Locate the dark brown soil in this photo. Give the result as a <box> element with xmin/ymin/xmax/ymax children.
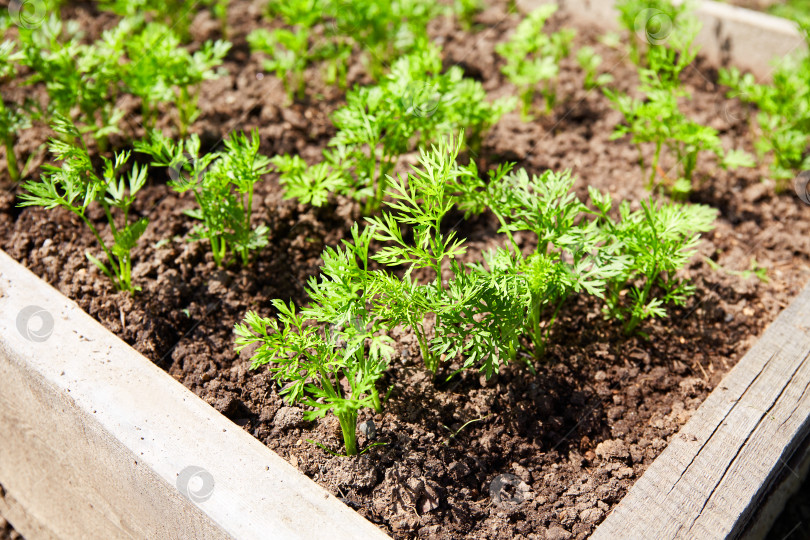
<box><xmin>2</xmin><ymin>2</ymin><xmax>810</xmax><ymax>539</ymax></box>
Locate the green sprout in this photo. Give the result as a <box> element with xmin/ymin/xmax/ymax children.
<box><xmin>719</xmin><ymin>21</ymin><xmax>810</xmax><ymax>189</ymax></box>
<box><xmin>124</xmin><ymin>21</ymin><xmax>231</xmax><ymax>136</ymax></box>
<box><xmin>606</xmin><ymin>27</ymin><xmax>751</xmax><ymax>195</ymax></box>
<box><xmin>136</xmin><ymin>129</ymin><xmax>270</xmax><ymax>266</ymax></box>
<box><xmin>591</xmin><ymin>193</ymin><xmax>717</xmax><ymax>334</ymax></box>
<box><xmin>18</xmin><ymin>116</ymin><xmax>149</xmax><ymax>293</ymax></box>
<box><xmin>576</xmin><ymin>46</ymin><xmax>613</xmax><ymax>90</ymax></box>
<box><xmin>236</xmin><ymin>224</ymin><xmax>393</xmax><ymax>455</ymax></box>
<box><xmin>274</xmin><ymin>45</ymin><xmax>513</xmax><ymax>213</ymax></box>
<box><xmin>496</xmin><ymin>5</ymin><xmax>575</xmax><ymax>118</ymax></box>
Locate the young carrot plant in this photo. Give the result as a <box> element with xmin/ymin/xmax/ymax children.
<box><xmin>124</xmin><ymin>21</ymin><xmax>231</xmax><ymax>135</ymax></box>
<box><xmin>136</xmin><ymin>129</ymin><xmax>270</xmax><ymax>266</ymax></box>
<box><xmin>98</xmin><ymin>0</ymin><xmax>228</xmax><ymax>42</ymax></box>
<box><xmin>605</xmin><ymin>30</ymin><xmax>751</xmax><ymax>195</ymax></box>
<box><xmin>253</xmin><ymin>0</ymin><xmax>353</xmax><ymax>97</ymax></box>
<box><xmin>454</xmin><ymin>0</ymin><xmax>484</xmax><ymax>30</ymax></box>
<box><xmin>0</xmin><ymin>40</ymin><xmax>32</xmax><ymax>182</ymax></box>
<box><xmin>615</xmin><ymin>0</ymin><xmax>689</xmax><ymax>66</ymax></box>
<box><xmin>365</xmin><ymin>134</ymin><xmax>473</xmax><ymax>374</ymax></box>
<box><xmin>323</xmin><ymin>0</ymin><xmax>445</xmax><ymax>80</ymax></box>
<box><xmin>236</xmin><ymin>225</ymin><xmax>394</xmax><ymax>455</ymax></box>
<box><xmin>576</xmin><ymin>46</ymin><xmax>613</xmax><ymax>90</ymax></box>
<box><xmin>495</xmin><ymin>5</ymin><xmax>575</xmax><ymax>118</ymax></box>
<box><xmin>470</xmin><ymin>167</ymin><xmax>629</xmax><ymax>357</ymax></box>
<box><xmin>590</xmin><ymin>192</ymin><xmax>716</xmax><ymax>334</ymax></box>
<box><xmin>247</xmin><ymin>14</ymin><xmax>315</xmax><ymax>104</ymax></box>
<box><xmin>248</xmin><ymin>27</ymin><xmax>309</xmax><ymax>102</ymax></box>
<box><xmin>250</xmin><ymin>0</ymin><xmax>445</xmax><ymax>98</ymax></box>
<box><xmin>18</xmin><ymin>116</ymin><xmax>149</xmax><ymax>292</ymax></box>
<box><xmin>16</xmin><ymin>14</ymin><xmax>127</xmax><ymax>150</ymax></box>
<box><xmin>719</xmin><ymin>21</ymin><xmax>810</xmax><ymax>187</ymax></box>
<box><xmin>365</xmin><ymin>133</ymin><xmax>525</xmax><ymax>377</ymax></box>
<box><xmin>274</xmin><ymin>45</ymin><xmax>513</xmax><ymax>213</ymax></box>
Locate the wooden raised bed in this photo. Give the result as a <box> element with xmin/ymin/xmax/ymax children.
<box><xmin>591</xmin><ymin>282</ymin><xmax>810</xmax><ymax>538</ymax></box>
<box><xmin>0</xmin><ymin>251</ymin><xmax>388</xmax><ymax>540</ymax></box>
<box><xmin>0</xmin><ymin>1</ymin><xmax>808</xmax><ymax>539</ymax></box>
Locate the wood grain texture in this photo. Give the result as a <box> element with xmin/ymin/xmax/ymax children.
<box><xmin>592</xmin><ymin>282</ymin><xmax>810</xmax><ymax>539</ymax></box>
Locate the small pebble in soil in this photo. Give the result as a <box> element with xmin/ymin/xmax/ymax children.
<box><xmin>595</xmin><ymin>439</ymin><xmax>630</xmax><ymax>461</ymax></box>
<box><xmin>274</xmin><ymin>406</ymin><xmax>305</xmax><ymax>430</ymax></box>
<box><xmin>359</xmin><ymin>419</ymin><xmax>377</xmax><ymax>440</ymax></box>
<box><xmin>489</xmin><ymin>473</ymin><xmax>533</xmax><ymax>506</ymax></box>
<box><xmin>545</xmin><ymin>525</ymin><xmax>572</xmax><ymax>540</ymax></box>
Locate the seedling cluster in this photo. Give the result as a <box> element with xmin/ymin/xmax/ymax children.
<box><xmin>136</xmin><ymin>129</ymin><xmax>271</xmax><ymax>266</ymax></box>
<box><xmin>18</xmin><ymin>116</ymin><xmax>149</xmax><ymax>293</ymax></box>
<box><xmin>496</xmin><ymin>5</ymin><xmax>575</xmax><ymax>118</ymax></box>
<box><xmin>608</xmin><ymin>0</ymin><xmax>753</xmax><ymax>196</ymax></box>
<box><xmin>720</xmin><ymin>21</ymin><xmax>810</xmax><ymax>188</ymax></box>
<box><xmin>273</xmin><ymin>44</ymin><xmax>514</xmax><ymax>213</ymax></box>
<box><xmin>2</xmin><ymin>10</ymin><xmax>229</xmax><ymax>160</ymax></box>
<box><xmin>7</xmin><ymin>0</ymin><xmax>794</xmax><ymax>457</ymax></box>
<box><xmin>237</xmin><ymin>134</ymin><xmax>716</xmax><ymax>454</ymax></box>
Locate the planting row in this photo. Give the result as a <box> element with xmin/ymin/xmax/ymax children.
<box><xmin>235</xmin><ymin>132</ymin><xmax>716</xmax><ymax>454</ymax></box>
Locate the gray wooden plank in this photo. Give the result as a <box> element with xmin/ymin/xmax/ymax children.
<box><xmin>592</xmin><ymin>282</ymin><xmax>810</xmax><ymax>539</ymax></box>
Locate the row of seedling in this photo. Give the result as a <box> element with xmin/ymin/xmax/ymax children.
<box><xmin>236</xmin><ymin>132</ymin><xmax>716</xmax><ymax>454</ymax></box>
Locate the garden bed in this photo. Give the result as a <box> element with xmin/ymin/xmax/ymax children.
<box><xmin>1</xmin><ymin>0</ymin><xmax>810</xmax><ymax>539</ymax></box>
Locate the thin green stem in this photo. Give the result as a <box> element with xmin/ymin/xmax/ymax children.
<box><xmin>412</xmin><ymin>321</ymin><xmax>435</xmax><ymax>373</ymax></box>
<box><xmin>371</xmin><ymin>387</ymin><xmax>382</xmax><ymax>414</ymax></box>
<box><xmin>625</xmin><ymin>272</ymin><xmax>656</xmax><ymax>334</ymax></box>
<box><xmin>649</xmin><ymin>141</ymin><xmax>663</xmax><ymax>189</ymax></box>
<box><xmin>77</xmin><ymin>211</ymin><xmax>122</xmax><ymax>288</ymax></box>
<box><xmin>5</xmin><ymin>135</ymin><xmax>19</xmax><ymax>182</ymax></box>
<box><xmin>337</xmin><ymin>410</ymin><xmax>358</xmax><ymax>456</ymax></box>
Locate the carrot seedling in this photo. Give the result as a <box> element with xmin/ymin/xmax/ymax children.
<box><xmin>719</xmin><ymin>21</ymin><xmax>810</xmax><ymax>188</ymax></box>
<box><xmin>496</xmin><ymin>5</ymin><xmax>575</xmax><ymax>118</ymax></box>
<box><xmin>236</xmin><ymin>225</ymin><xmax>393</xmax><ymax>456</ymax></box>
<box><xmin>136</xmin><ymin>129</ymin><xmax>270</xmax><ymax>266</ymax></box>
<box><xmin>605</xmin><ymin>29</ymin><xmax>751</xmax><ymax>195</ymax></box>
<box><xmin>0</xmin><ymin>40</ymin><xmax>32</xmax><ymax>181</ymax></box>
<box><xmin>590</xmin><ymin>192</ymin><xmax>717</xmax><ymax>334</ymax></box>
<box><xmin>18</xmin><ymin>116</ymin><xmax>149</xmax><ymax>293</ymax></box>
<box><xmin>124</xmin><ymin>21</ymin><xmax>230</xmax><ymax>136</ymax></box>
<box><xmin>275</xmin><ymin>45</ymin><xmax>513</xmax><ymax>213</ymax></box>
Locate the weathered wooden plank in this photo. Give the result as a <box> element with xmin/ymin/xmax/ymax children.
<box><xmin>592</xmin><ymin>282</ymin><xmax>810</xmax><ymax>539</ymax></box>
